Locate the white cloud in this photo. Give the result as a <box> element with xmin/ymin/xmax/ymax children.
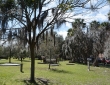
<box><xmin>99</xmin><ymin>5</ymin><xmax>110</xmax><ymax>14</ymax></box>
<box><xmin>95</xmin><ymin>13</ymin><xmax>108</xmax><ymax>22</ymax></box>
<box><xmin>58</xmin><ymin>31</ymin><xmax>67</xmax><ymax>39</ymax></box>
<box><xmin>85</xmin><ymin>5</ymin><xmax>109</xmax><ymax>22</ymax></box>
<box><xmin>66</xmin><ymin>22</ymin><xmax>72</xmax><ymax>28</ymax></box>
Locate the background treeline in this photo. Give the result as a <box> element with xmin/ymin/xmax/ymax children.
<box><xmin>62</xmin><ymin>19</ymin><xmax>110</xmax><ymax>64</ymax></box>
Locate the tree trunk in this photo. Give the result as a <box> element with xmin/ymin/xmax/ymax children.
<box><xmin>30</xmin><ymin>45</ymin><xmax>35</xmax><ymax>82</ymax></box>
<box><xmin>93</xmin><ymin>56</ymin><xmax>99</xmax><ymax>67</ymax></box>
<box><xmin>9</xmin><ymin>48</ymin><xmax>11</xmax><ymax>63</ymax></box>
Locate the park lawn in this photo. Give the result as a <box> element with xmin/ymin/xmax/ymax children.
<box><xmin>0</xmin><ymin>58</ymin><xmax>110</xmax><ymax>85</ymax></box>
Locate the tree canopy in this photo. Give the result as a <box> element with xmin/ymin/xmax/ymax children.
<box><xmin>63</xmin><ymin>19</ymin><xmax>110</xmax><ymax>65</ymax></box>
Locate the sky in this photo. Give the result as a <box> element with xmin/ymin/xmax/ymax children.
<box><xmin>1</xmin><ymin>0</ymin><xmax>109</xmax><ymax>41</ymax></box>
<box><xmin>56</xmin><ymin>3</ymin><xmax>110</xmax><ymax>39</ymax></box>
<box><xmin>8</xmin><ymin>0</ymin><xmax>110</xmax><ymax>40</ymax></box>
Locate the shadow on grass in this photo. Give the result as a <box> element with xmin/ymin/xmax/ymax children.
<box><xmin>15</xmin><ymin>59</ymin><xmax>31</xmax><ymax>62</ymax></box>
<box><xmin>101</xmin><ymin>64</ymin><xmax>110</xmax><ymax>69</ymax></box>
<box><xmin>50</xmin><ymin>68</ymin><xmax>73</xmax><ymax>74</ymax></box>
<box><xmin>0</xmin><ymin>62</ymin><xmax>5</xmax><ymax>64</ymax></box>
<box><xmin>23</xmin><ymin>80</ymin><xmax>39</xmax><ymax>85</ymax></box>
<box><xmin>22</xmin><ymin>60</ymin><xmax>31</xmax><ymax>62</ymax></box>
<box><xmin>23</xmin><ymin>78</ymin><xmax>50</xmax><ymax>85</ymax></box>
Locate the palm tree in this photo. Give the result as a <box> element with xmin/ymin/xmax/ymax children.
<box><xmin>63</xmin><ymin>19</ymin><xmax>89</xmax><ymax>63</ymax></box>
<box><xmin>101</xmin><ymin>22</ymin><xmax>110</xmax><ymax>30</ymax></box>
<box><xmin>72</xmin><ymin>19</ymin><xmax>86</xmax><ymax>30</ymax></box>
<box><xmin>67</xmin><ymin>18</ymin><xmax>86</xmax><ymax>37</ymax></box>
<box><xmin>90</xmin><ymin>20</ymin><xmax>100</xmax><ymax>30</ymax></box>
<box><xmin>67</xmin><ymin>28</ymin><xmax>74</xmax><ymax>36</ymax></box>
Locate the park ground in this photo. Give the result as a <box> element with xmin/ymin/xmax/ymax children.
<box><xmin>0</xmin><ymin>58</ymin><xmax>110</xmax><ymax>85</ymax></box>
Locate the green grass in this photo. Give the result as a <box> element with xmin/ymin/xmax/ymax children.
<box><xmin>0</xmin><ymin>59</ymin><xmax>110</xmax><ymax>85</ymax></box>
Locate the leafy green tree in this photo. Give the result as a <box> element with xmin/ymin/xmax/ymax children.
<box><xmin>37</xmin><ymin>31</ymin><xmax>63</xmax><ymax>59</ymax></box>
